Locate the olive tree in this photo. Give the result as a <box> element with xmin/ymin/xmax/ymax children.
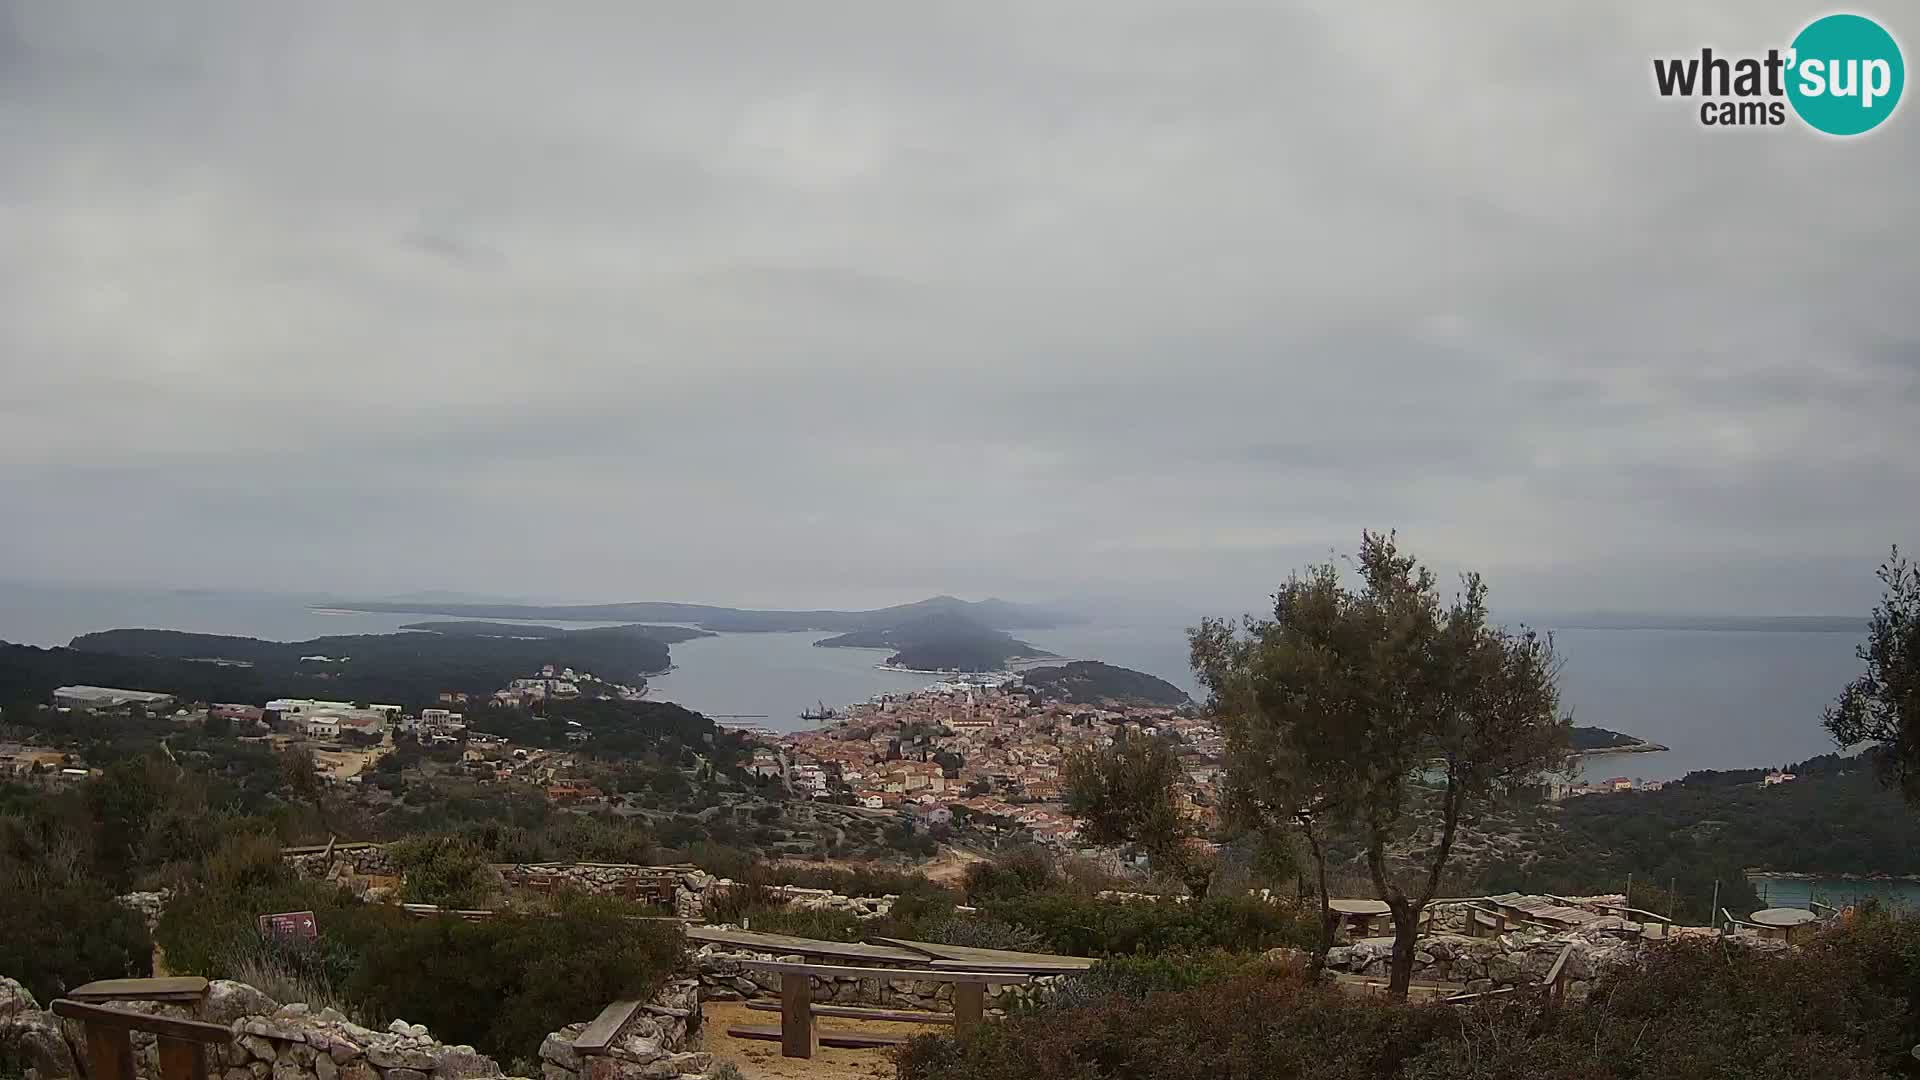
<box><xmin>1197</xmin><ymin>532</ymin><xmax>1567</xmax><ymax>998</ymax></box>
<box><xmin>1192</xmin><ymin>606</ymin><xmax>1358</xmax><ymax>972</ymax></box>
<box><xmin>1823</xmin><ymin>546</ymin><xmax>1920</xmax><ymax>804</ymax></box>
<box><xmin>1062</xmin><ymin>729</ymin><xmax>1209</xmax><ymax>894</ymax></box>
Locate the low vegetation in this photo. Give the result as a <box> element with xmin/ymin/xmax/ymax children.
<box><xmin>900</xmin><ymin>908</ymin><xmax>1920</xmax><ymax>1080</ymax></box>
<box><xmin>155</xmin><ymin>838</ymin><xmax>680</xmax><ymax>1062</ymax></box>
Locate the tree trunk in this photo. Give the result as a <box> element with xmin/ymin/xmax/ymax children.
<box><xmin>1365</xmin><ymin>827</ymin><xmax>1418</xmax><ymax>1002</ymax></box>
<box><xmin>1387</xmin><ymin>902</ymin><xmax>1423</xmax><ymax>999</ymax></box>
<box><xmin>1303</xmin><ymin>821</ymin><xmax>1335</xmax><ymax>975</ymax></box>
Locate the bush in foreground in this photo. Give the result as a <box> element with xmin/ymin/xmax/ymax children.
<box><xmin>898</xmin><ymin>930</ymin><xmax>1919</xmax><ymax>1080</ymax></box>
<box><xmin>159</xmin><ymin>870</ymin><xmax>679</xmax><ymax>1063</ymax></box>
<box><xmin>979</xmin><ymin>892</ymin><xmax>1317</xmax><ymax>956</ymax></box>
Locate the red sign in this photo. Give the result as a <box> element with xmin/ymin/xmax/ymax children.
<box><xmin>257</xmin><ymin>910</ymin><xmax>319</xmax><ymax>943</ymax></box>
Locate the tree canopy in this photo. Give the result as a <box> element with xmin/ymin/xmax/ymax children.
<box><xmin>1823</xmin><ymin>546</ymin><xmax>1920</xmax><ymax>805</ymax></box>
<box><xmin>1193</xmin><ymin>531</ymin><xmax>1568</xmax><ymax>997</ymax></box>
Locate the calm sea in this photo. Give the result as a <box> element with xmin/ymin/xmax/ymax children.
<box><xmin>0</xmin><ymin>584</ymin><xmax>1868</xmax><ymax>780</ymax></box>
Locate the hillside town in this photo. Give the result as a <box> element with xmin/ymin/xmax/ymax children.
<box><xmin>763</xmin><ymin>677</ymin><xmax>1223</xmax><ymax>849</ymax></box>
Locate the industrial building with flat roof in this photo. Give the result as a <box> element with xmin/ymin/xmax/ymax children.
<box><xmin>53</xmin><ymin>685</ymin><xmax>177</xmax><ymax>710</ymax></box>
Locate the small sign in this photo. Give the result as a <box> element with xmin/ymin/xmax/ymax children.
<box><xmin>257</xmin><ymin>910</ymin><xmax>319</xmax><ymax>943</ymax></box>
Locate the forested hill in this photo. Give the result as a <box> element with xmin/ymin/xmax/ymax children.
<box><xmin>0</xmin><ymin>625</ymin><xmax>675</xmax><ymax>709</ymax></box>
<box><xmin>398</xmin><ymin>620</ymin><xmax>714</xmax><ymax>644</ymax></box>
<box><xmin>331</xmin><ymin>594</ymin><xmax>1074</xmax><ymax>632</ymax></box>
<box><xmin>1021</xmin><ymin>661</ymin><xmax>1191</xmax><ymax>707</ymax></box>
<box><xmin>814</xmin><ymin>611</ymin><xmax>1054</xmax><ymax>672</ymax></box>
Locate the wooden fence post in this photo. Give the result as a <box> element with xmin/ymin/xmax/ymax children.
<box><xmin>780</xmin><ymin>972</ymin><xmax>815</xmax><ymax>1059</ymax></box>
<box><xmin>953</xmin><ymin>983</ymin><xmax>985</xmax><ymax>1034</ymax></box>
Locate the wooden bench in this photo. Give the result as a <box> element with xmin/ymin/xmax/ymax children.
<box><xmin>723</xmin><ymin>961</ymin><xmax>1031</xmax><ymax>1059</ymax></box>
<box><xmin>51</xmin><ymin>1000</ymin><xmax>230</xmax><ymax>1080</ymax></box>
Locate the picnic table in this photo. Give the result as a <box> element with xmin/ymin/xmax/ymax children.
<box><xmin>1328</xmin><ymin>899</ymin><xmax>1392</xmax><ymax>938</ymax></box>
<box><xmin>1749</xmin><ymin>907</ymin><xmax>1820</xmax><ymax>943</ymax></box>
<box><xmin>724</xmin><ymin>961</ymin><xmax>1030</xmax><ymax>1059</ymax></box>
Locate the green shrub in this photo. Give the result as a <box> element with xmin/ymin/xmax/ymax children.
<box><xmin>1043</xmin><ymin>951</ymin><xmax>1252</xmax><ymax>1010</ymax></box>
<box><xmin>389</xmin><ymin>835</ymin><xmax>497</xmax><ymax>908</ymax></box>
<box><xmin>900</xmin><ymin>929</ymin><xmax>1920</xmax><ymax>1080</ymax></box>
<box><xmin>980</xmin><ymin>893</ymin><xmax>1316</xmax><ymax>957</ymax></box>
<box><xmin>0</xmin><ymin>876</ymin><xmax>152</xmax><ymax>1002</ymax></box>
<box><xmin>962</xmin><ymin>847</ymin><xmax>1061</xmax><ymax>903</ymax></box>
<box><xmin>348</xmin><ymin>894</ymin><xmax>682</xmax><ymax>1061</ymax></box>
<box><xmin>735</xmin><ymin>905</ymin><xmax>866</xmax><ymax>942</ymax></box>
<box><xmin>898</xmin><ymin>968</ymin><xmax>1448</xmax><ymax>1080</ymax></box>
<box><xmin>159</xmin><ymin>876</ymin><xmax>678</xmax><ymax>1063</ymax></box>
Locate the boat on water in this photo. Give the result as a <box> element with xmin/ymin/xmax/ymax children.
<box><xmin>798</xmin><ymin>700</ymin><xmax>843</xmax><ymax>722</ymax></box>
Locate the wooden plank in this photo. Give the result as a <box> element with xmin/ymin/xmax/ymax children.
<box><xmin>1442</xmin><ymin>986</ymin><xmax>1520</xmax><ymax>1004</ymax></box>
<box><xmin>69</xmin><ymin>977</ymin><xmax>210</xmax><ymax>1003</ymax></box>
<box><xmin>780</xmin><ymin>972</ymin><xmax>813</xmax><ymax>1059</ymax></box>
<box><xmin>869</xmin><ymin>937</ymin><xmax>1096</xmax><ymax>971</ymax></box>
<box><xmin>157</xmin><ymin>1037</ymin><xmax>207</xmax><ymax>1080</ymax></box>
<box><xmin>571</xmin><ymin>1000</ymin><xmax>643</xmax><ymax>1054</ymax></box>
<box><xmin>50</xmin><ymin>1001</ymin><xmax>231</xmax><ymax>1044</ymax></box>
<box><xmin>726</xmin><ymin>1026</ymin><xmax>909</xmax><ymax>1050</ymax></box>
<box><xmin>1542</xmin><ymin>942</ymin><xmax>1575</xmax><ymax>1004</ymax></box>
<box><xmin>84</xmin><ymin>1021</ymin><xmax>135</xmax><ymax>1080</ymax></box>
<box><xmin>953</xmin><ymin>982</ymin><xmax>984</xmax><ymax>1035</ymax></box>
<box><xmin>745</xmin><ymin>1002</ymin><xmax>954</xmax><ymax>1024</ymax></box>
<box><xmin>686</xmin><ymin>926</ymin><xmax>928</xmax><ymax>964</ymax></box>
<box><xmin>736</xmin><ymin>961</ymin><xmax>1030</xmax><ymax>985</ymax></box>
<box><xmin>924</xmin><ymin>958</ymin><xmax>1092</xmax><ymax>975</ymax></box>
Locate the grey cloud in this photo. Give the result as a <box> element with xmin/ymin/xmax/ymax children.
<box><xmin>1</xmin><ymin>0</ymin><xmax>1915</xmax><ymax>617</ymax></box>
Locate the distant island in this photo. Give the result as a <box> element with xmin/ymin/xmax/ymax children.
<box><xmin>1570</xmin><ymin>725</ymin><xmax>1669</xmax><ymax>755</ymax></box>
<box><xmin>399</xmin><ymin>620</ymin><xmax>715</xmax><ymax>645</ymax></box>
<box><xmin>1532</xmin><ymin>613</ymin><xmax>1866</xmax><ymax>634</ymax></box>
<box><xmin>1021</xmin><ymin>661</ymin><xmax>1191</xmax><ymax>708</ymax></box>
<box><xmin>0</xmin><ymin>624</ymin><xmax>679</xmax><ymax>710</ymax></box>
<box><xmin>322</xmin><ymin>594</ymin><xmax>1075</xmax><ymax>633</ymax></box>
<box><xmin>815</xmin><ymin>611</ymin><xmax>1056</xmax><ymax>673</ymax></box>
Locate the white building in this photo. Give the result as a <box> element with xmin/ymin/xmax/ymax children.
<box><xmin>54</xmin><ymin>686</ymin><xmax>176</xmax><ymax>710</ymax></box>
<box><xmin>266</xmin><ymin>698</ymin><xmax>355</xmax><ymax>719</ymax></box>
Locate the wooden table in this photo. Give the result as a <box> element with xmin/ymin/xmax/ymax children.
<box><xmin>1749</xmin><ymin>907</ymin><xmax>1819</xmax><ymax>944</ymax></box>
<box><xmin>1328</xmin><ymin>899</ymin><xmax>1392</xmax><ymax>938</ymax></box>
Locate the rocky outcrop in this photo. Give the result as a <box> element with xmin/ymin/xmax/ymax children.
<box><xmin>1</xmin><ymin>978</ymin><xmax>79</xmax><ymax>1080</ymax></box>
<box><xmin>536</xmin><ymin>980</ymin><xmax>711</xmax><ymax>1080</ymax></box>
<box><xmin>116</xmin><ymin>891</ymin><xmax>173</xmax><ymax>927</ymax></box>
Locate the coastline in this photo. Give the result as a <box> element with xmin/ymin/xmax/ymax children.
<box><xmin>875</xmin><ymin>662</ymin><xmax>1020</xmax><ymax>677</ymax></box>
<box><xmin>1573</xmin><ymin>739</ymin><xmax>1670</xmax><ymax>758</ymax></box>
<box><xmin>1747</xmin><ymin>870</ymin><xmax>1920</xmax><ymax>883</ymax></box>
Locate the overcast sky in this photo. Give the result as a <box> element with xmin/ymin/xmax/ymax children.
<box><xmin>2</xmin><ymin>2</ymin><xmax>1915</xmax><ymax>618</ymax></box>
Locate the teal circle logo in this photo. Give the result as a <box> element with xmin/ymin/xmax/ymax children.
<box><xmin>1787</xmin><ymin>14</ymin><xmax>1904</xmax><ymax>135</ymax></box>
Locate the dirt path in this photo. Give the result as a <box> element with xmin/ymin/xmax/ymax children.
<box><xmin>698</xmin><ymin>1000</ymin><xmax>945</xmax><ymax>1080</ymax></box>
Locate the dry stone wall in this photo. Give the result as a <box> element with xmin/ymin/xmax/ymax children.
<box><xmin>0</xmin><ymin>976</ymin><xmax>722</xmax><ymax>1080</ymax></box>
<box><xmin>284</xmin><ymin>845</ymin><xmax>399</xmax><ymax>879</ymax></box>
<box><xmin>1322</xmin><ymin>929</ymin><xmax>1642</xmax><ymax>1000</ymax></box>
<box><xmin>536</xmin><ymin>980</ymin><xmax>708</xmax><ymax>1080</ymax></box>
<box><xmin>284</xmin><ymin>844</ymin><xmax>916</xmax><ymax>924</ymax></box>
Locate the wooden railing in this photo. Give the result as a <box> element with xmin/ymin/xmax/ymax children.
<box><xmin>50</xmin><ymin>1000</ymin><xmax>230</xmax><ymax>1080</ymax></box>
